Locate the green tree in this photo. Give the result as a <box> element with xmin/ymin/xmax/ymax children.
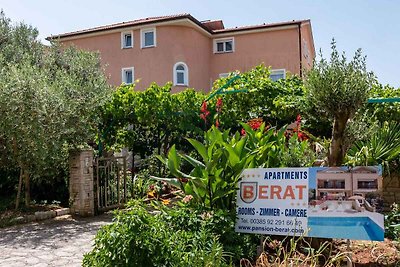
<box><xmin>304</xmin><ymin>40</ymin><xmax>375</xmax><ymax>166</ymax></box>
<box><xmin>0</xmin><ymin>12</ymin><xmax>111</xmax><ymax>208</ymax></box>
<box><xmin>99</xmin><ymin>83</ymin><xmax>205</xmax><ymax>177</ymax></box>
<box><xmin>212</xmin><ymin>65</ymin><xmax>304</xmax><ymax>130</ymax></box>
<box><xmin>366</xmin><ymin>83</ymin><xmax>400</xmax><ymax>122</ymax></box>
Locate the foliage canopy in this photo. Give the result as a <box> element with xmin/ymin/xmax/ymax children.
<box><xmin>0</xmin><ymin>12</ymin><xmax>111</xmax><ymax>207</ymax></box>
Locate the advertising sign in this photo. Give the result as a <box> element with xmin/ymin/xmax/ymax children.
<box><xmin>235</xmin><ymin>166</ymin><xmax>384</xmax><ymax>241</ymax></box>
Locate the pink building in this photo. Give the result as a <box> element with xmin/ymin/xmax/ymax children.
<box><xmin>316</xmin><ymin>166</ymin><xmax>382</xmax><ymax>199</ymax></box>
<box><xmin>47</xmin><ymin>14</ymin><xmax>315</xmax><ymax>92</ymax></box>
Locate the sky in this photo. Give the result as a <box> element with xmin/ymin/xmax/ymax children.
<box><xmin>1</xmin><ymin>0</ymin><xmax>399</xmax><ymax>87</ymax></box>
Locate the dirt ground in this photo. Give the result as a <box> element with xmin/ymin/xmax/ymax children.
<box><xmin>336</xmin><ymin>239</ymin><xmax>400</xmax><ymax>266</ymax></box>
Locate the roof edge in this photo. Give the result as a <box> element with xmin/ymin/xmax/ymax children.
<box><xmin>213</xmin><ymin>19</ymin><xmax>310</xmax><ymax>34</ymax></box>
<box><xmin>47</xmin><ymin>16</ymin><xmax>312</xmax><ymax>41</ymax></box>
<box><xmin>46</xmin><ymin>14</ymin><xmax>212</xmax><ymax>41</ymax></box>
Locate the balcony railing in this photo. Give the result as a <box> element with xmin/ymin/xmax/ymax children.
<box><xmin>317</xmin><ymin>185</ymin><xmax>345</xmax><ymax>189</ymax></box>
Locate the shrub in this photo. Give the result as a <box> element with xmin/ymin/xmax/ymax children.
<box><xmin>385</xmin><ymin>203</ymin><xmax>400</xmax><ymax>241</ymax></box>
<box><xmin>346</xmin><ymin>121</ymin><xmax>400</xmax><ymax>168</ymax></box>
<box><xmin>83</xmin><ymin>201</ymin><xmax>257</xmax><ymax>267</ymax></box>
<box><xmin>153</xmin><ymin>124</ymin><xmax>316</xmax><ymax>211</ymax></box>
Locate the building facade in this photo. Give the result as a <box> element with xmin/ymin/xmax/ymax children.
<box><xmin>316</xmin><ymin>166</ymin><xmax>382</xmax><ymax>199</ymax></box>
<box><xmin>48</xmin><ymin>14</ymin><xmax>315</xmax><ymax>92</ymax></box>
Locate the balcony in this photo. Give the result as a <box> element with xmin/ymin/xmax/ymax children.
<box><xmin>357</xmin><ymin>180</ymin><xmax>377</xmax><ymax>190</ymax></box>
<box><xmin>318</xmin><ymin>180</ymin><xmax>346</xmax><ymax>189</ymax></box>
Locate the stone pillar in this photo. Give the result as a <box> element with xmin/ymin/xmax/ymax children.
<box><xmin>69</xmin><ymin>149</ymin><xmax>95</xmax><ymax>216</ymax></box>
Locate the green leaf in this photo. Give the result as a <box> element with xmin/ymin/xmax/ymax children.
<box><xmin>155</xmin><ymin>155</ymin><xmax>167</xmax><ymax>165</ymax></box>
<box><xmin>149</xmin><ymin>175</ymin><xmax>181</xmax><ymax>188</ymax></box>
<box><xmin>223</xmin><ymin>143</ymin><xmax>240</xmax><ymax>166</ymax></box>
<box><xmin>187</xmin><ymin>138</ymin><xmax>208</xmax><ymax>162</ymax></box>
<box><xmin>167</xmin><ymin>145</ymin><xmax>180</xmax><ymax>174</ymax></box>
<box><xmin>181</xmin><ymin>154</ymin><xmax>205</xmax><ymax>168</ymax></box>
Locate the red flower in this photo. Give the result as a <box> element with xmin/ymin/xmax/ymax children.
<box><xmin>296</xmin><ymin>114</ymin><xmax>302</xmax><ymax>129</ymax></box>
<box><xmin>215</xmin><ymin>119</ymin><xmax>220</xmax><ymax>128</ymax></box>
<box><xmin>200</xmin><ymin>101</ymin><xmax>208</xmax><ymax>113</ymax></box>
<box><xmin>216</xmin><ymin>97</ymin><xmax>223</xmax><ymax>113</ymax></box>
<box><xmin>248</xmin><ymin>118</ymin><xmax>263</xmax><ymax>130</ymax></box>
<box><xmin>200</xmin><ymin>101</ymin><xmax>210</xmax><ymax>124</ymax></box>
<box><xmin>241</xmin><ymin>128</ymin><xmax>246</xmax><ymax>136</ymax></box>
<box><xmin>297</xmin><ymin>131</ymin><xmax>309</xmax><ymax>141</ymax></box>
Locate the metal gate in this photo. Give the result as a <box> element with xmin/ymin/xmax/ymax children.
<box><xmin>94</xmin><ymin>156</ymin><xmax>127</xmax><ymax>213</ymax></box>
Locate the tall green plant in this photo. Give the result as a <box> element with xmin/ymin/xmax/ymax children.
<box><xmin>346</xmin><ymin>122</ymin><xmax>400</xmax><ymax>167</ymax></box>
<box><xmin>152</xmin><ymin>124</ymin><xmax>315</xmax><ymax>210</ymax></box>
<box><xmin>153</xmin><ymin>127</ymin><xmax>255</xmax><ymax>210</ymax></box>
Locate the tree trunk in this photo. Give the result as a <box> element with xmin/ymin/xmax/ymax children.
<box><xmin>24</xmin><ymin>169</ymin><xmax>30</xmax><ymax>207</ymax></box>
<box><xmin>131</xmin><ymin>144</ymin><xmax>135</xmax><ymax>198</ymax></box>
<box><xmin>157</xmin><ymin>129</ymin><xmax>162</xmax><ymax>176</ymax></box>
<box><xmin>329</xmin><ymin>117</ymin><xmax>348</xmax><ymax>166</ymax></box>
<box><xmin>15</xmin><ymin>168</ymin><xmax>23</xmax><ymax>210</ymax></box>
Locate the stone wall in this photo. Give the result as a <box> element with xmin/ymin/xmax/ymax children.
<box><xmin>382</xmin><ymin>174</ymin><xmax>400</xmax><ymax>210</ymax></box>
<box><xmin>69</xmin><ymin>149</ymin><xmax>94</xmax><ymax>216</ymax></box>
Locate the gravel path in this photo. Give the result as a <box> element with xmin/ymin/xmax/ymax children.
<box><xmin>0</xmin><ymin>214</ymin><xmax>112</xmax><ymax>267</ymax></box>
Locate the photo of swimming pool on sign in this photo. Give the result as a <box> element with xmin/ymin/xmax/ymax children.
<box><xmin>235</xmin><ymin>166</ymin><xmax>384</xmax><ymax>241</ymax></box>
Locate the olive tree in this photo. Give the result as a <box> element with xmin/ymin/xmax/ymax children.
<box><xmin>0</xmin><ymin>12</ymin><xmax>111</xmax><ymax>208</ymax></box>
<box><xmin>304</xmin><ymin>40</ymin><xmax>375</xmax><ymax>166</ymax></box>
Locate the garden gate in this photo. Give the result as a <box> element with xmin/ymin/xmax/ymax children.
<box><xmin>94</xmin><ymin>156</ymin><xmax>128</xmax><ymax>213</ymax></box>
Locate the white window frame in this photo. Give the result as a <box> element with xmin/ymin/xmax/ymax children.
<box><xmin>213</xmin><ymin>37</ymin><xmax>234</xmax><ymax>53</ymax></box>
<box><xmin>121</xmin><ymin>67</ymin><xmax>134</xmax><ymax>84</ymax></box>
<box><xmin>141</xmin><ymin>28</ymin><xmax>156</xmax><ymax>48</ymax></box>
<box><xmin>270</xmin><ymin>69</ymin><xmax>286</xmax><ymax>81</ymax></box>
<box><xmin>121</xmin><ymin>31</ymin><xmax>133</xmax><ymax>49</ymax></box>
<box><xmin>173</xmin><ymin>62</ymin><xmax>189</xmax><ymax>86</ymax></box>
<box><xmin>219</xmin><ymin>73</ymin><xmax>230</xmax><ymax>78</ymax></box>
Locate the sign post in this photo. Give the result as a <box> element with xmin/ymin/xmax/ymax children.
<box><xmin>235</xmin><ymin>166</ymin><xmax>384</xmax><ymax>241</ymax></box>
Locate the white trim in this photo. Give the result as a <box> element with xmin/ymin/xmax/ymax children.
<box><xmin>270</xmin><ymin>69</ymin><xmax>286</xmax><ymax>81</ymax></box>
<box><xmin>121</xmin><ymin>31</ymin><xmax>133</xmax><ymax>49</ymax></box>
<box><xmin>213</xmin><ymin>37</ymin><xmax>234</xmax><ymax>54</ymax></box>
<box><xmin>173</xmin><ymin>62</ymin><xmax>189</xmax><ymax>86</ymax></box>
<box><xmin>121</xmin><ymin>67</ymin><xmax>134</xmax><ymax>84</ymax></box>
<box><xmin>141</xmin><ymin>28</ymin><xmax>156</xmax><ymax>48</ymax></box>
<box><xmin>219</xmin><ymin>73</ymin><xmax>229</xmax><ymax>78</ymax></box>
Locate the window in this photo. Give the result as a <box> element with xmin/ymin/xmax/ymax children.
<box><xmin>122</xmin><ymin>67</ymin><xmax>134</xmax><ymax>84</ymax></box>
<box><xmin>121</xmin><ymin>31</ymin><xmax>133</xmax><ymax>48</ymax></box>
<box><xmin>219</xmin><ymin>73</ymin><xmax>229</xmax><ymax>78</ymax></box>
<box><xmin>318</xmin><ymin>180</ymin><xmax>345</xmax><ymax>189</ymax></box>
<box><xmin>357</xmin><ymin>180</ymin><xmax>378</xmax><ymax>189</ymax></box>
<box><xmin>270</xmin><ymin>69</ymin><xmax>286</xmax><ymax>81</ymax></box>
<box><xmin>214</xmin><ymin>37</ymin><xmax>234</xmax><ymax>53</ymax></box>
<box><xmin>173</xmin><ymin>62</ymin><xmax>188</xmax><ymax>86</ymax></box>
<box><xmin>141</xmin><ymin>28</ymin><xmax>156</xmax><ymax>48</ymax></box>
